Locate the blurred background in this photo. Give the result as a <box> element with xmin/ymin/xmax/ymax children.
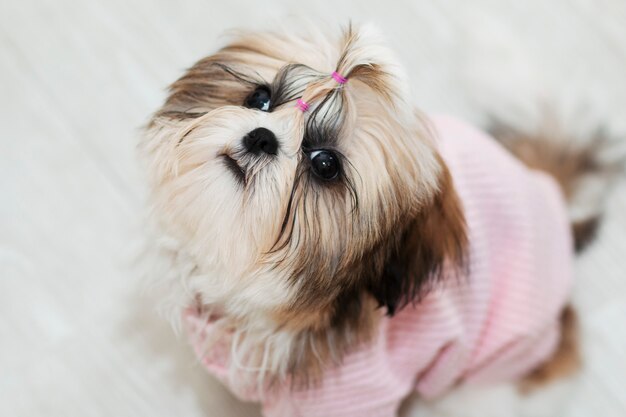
<box><xmin>1</xmin><ymin>1</ymin><xmax>625</xmax><ymax>416</ymax></box>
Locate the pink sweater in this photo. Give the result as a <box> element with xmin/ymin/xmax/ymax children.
<box><xmin>186</xmin><ymin>115</ymin><xmax>574</xmax><ymax>417</ymax></box>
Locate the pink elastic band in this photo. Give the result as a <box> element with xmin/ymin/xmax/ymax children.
<box><xmin>296</xmin><ymin>99</ymin><xmax>309</xmax><ymax>112</ymax></box>
<box><xmin>331</xmin><ymin>71</ymin><xmax>348</xmax><ymax>84</ymax></box>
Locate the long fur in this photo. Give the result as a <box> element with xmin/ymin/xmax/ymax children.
<box><xmin>140</xmin><ymin>23</ymin><xmax>468</xmax><ymax>390</ymax></box>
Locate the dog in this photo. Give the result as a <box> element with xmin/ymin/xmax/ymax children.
<box><xmin>140</xmin><ymin>23</ymin><xmax>611</xmax><ymax>417</ymax></box>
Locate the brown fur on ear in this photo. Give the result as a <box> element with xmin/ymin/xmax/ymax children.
<box><xmin>266</xmin><ymin>162</ymin><xmax>467</xmax><ymax>386</ymax></box>
<box><xmin>369</xmin><ymin>162</ymin><xmax>468</xmax><ymax>315</ymax></box>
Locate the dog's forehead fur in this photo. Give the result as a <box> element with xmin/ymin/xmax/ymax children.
<box><xmin>142</xmin><ymin>24</ymin><xmax>467</xmax><ymax>384</ymax></box>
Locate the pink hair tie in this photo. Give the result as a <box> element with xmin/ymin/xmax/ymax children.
<box><xmin>331</xmin><ymin>71</ymin><xmax>348</xmax><ymax>84</ymax></box>
<box><xmin>296</xmin><ymin>99</ymin><xmax>309</xmax><ymax>112</ymax></box>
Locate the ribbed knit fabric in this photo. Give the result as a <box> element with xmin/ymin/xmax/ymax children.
<box><xmin>185</xmin><ymin>115</ymin><xmax>574</xmax><ymax>417</ymax></box>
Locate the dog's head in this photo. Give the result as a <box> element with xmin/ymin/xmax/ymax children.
<box><xmin>143</xmin><ymin>24</ymin><xmax>466</xmax><ymax>353</ymax></box>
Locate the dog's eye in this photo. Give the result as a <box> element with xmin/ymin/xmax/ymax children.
<box><xmin>309</xmin><ymin>150</ymin><xmax>339</xmax><ymax>180</ymax></box>
<box><xmin>244</xmin><ymin>86</ymin><xmax>271</xmax><ymax>111</ymax></box>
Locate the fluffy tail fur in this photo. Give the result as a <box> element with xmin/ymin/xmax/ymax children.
<box><xmin>489</xmin><ymin>120</ymin><xmax>624</xmax><ymax>252</ymax></box>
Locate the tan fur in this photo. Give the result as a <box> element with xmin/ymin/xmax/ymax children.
<box><xmin>271</xmin><ymin>296</ymin><xmax>381</xmax><ymax>385</ymax></box>
<box><xmin>143</xmin><ymin>22</ymin><xmax>624</xmax><ymax>400</ymax></box>
<box><xmin>265</xmin><ymin>160</ymin><xmax>467</xmax><ymax>385</ymax></box>
<box><xmin>141</xmin><ymin>23</ymin><xmax>467</xmax><ymax>388</ymax></box>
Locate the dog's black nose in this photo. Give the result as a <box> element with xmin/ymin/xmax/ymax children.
<box><xmin>243</xmin><ymin>127</ymin><xmax>278</xmax><ymax>156</ymax></box>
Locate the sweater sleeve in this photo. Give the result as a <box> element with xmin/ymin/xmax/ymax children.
<box><xmin>259</xmin><ymin>334</ymin><xmax>413</xmax><ymax>417</ymax></box>
<box><xmin>260</xmin><ymin>376</ymin><xmax>405</xmax><ymax>417</ymax></box>
<box><xmin>185</xmin><ymin>311</ymin><xmax>410</xmax><ymax>417</ymax></box>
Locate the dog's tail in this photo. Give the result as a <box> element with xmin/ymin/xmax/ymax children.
<box><xmin>489</xmin><ymin>119</ymin><xmax>624</xmax><ymax>252</ymax></box>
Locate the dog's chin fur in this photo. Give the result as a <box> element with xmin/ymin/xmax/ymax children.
<box><xmin>140</xmin><ymin>23</ymin><xmax>470</xmax><ymax>387</ymax></box>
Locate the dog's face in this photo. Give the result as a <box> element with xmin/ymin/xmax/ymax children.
<box><xmin>143</xmin><ymin>25</ymin><xmax>466</xmax><ymax>338</ymax></box>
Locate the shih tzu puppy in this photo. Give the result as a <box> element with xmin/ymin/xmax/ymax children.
<box><xmin>140</xmin><ymin>23</ymin><xmax>608</xmax><ymax>417</ymax></box>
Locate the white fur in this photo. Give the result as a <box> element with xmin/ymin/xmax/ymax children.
<box><xmin>141</xmin><ymin>23</ymin><xmax>458</xmax><ymax>389</ymax></box>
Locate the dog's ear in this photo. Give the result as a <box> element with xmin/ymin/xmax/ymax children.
<box><xmin>368</xmin><ymin>164</ymin><xmax>467</xmax><ymax>316</ymax></box>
